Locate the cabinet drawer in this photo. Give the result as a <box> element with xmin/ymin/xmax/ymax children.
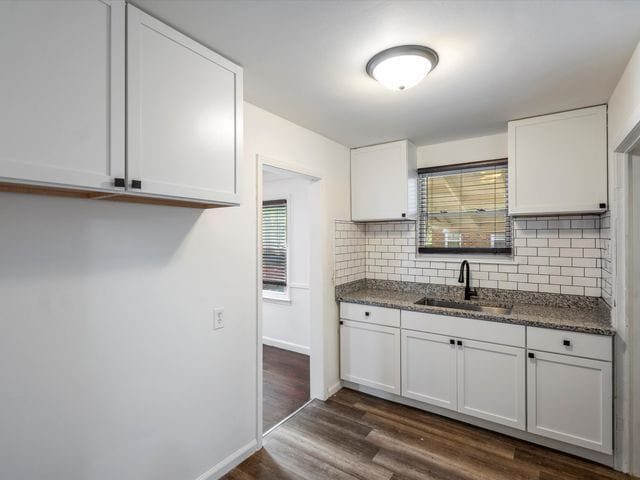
<box><xmin>401</xmin><ymin>310</ymin><xmax>525</xmax><ymax>347</ymax></box>
<box><xmin>527</xmin><ymin>327</ymin><xmax>612</xmax><ymax>361</ymax></box>
<box><xmin>340</xmin><ymin>302</ymin><xmax>400</xmax><ymax>328</ymax></box>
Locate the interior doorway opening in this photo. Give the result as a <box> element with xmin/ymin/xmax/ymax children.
<box><xmin>260</xmin><ymin>164</ymin><xmax>315</xmax><ymax>434</ymax></box>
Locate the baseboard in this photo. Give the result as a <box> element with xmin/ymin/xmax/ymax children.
<box><xmin>194</xmin><ymin>439</ymin><xmax>258</xmax><ymax>480</ymax></box>
<box><xmin>326</xmin><ymin>381</ymin><xmax>342</xmax><ymax>398</ymax></box>
<box><xmin>262</xmin><ymin>336</ymin><xmax>310</xmax><ymax>355</ymax></box>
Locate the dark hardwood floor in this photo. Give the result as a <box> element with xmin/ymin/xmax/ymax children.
<box><xmin>263</xmin><ymin>345</ymin><xmax>310</xmax><ymax>432</ymax></box>
<box><xmin>227</xmin><ymin>387</ymin><xmax>635</xmax><ymax>480</ymax></box>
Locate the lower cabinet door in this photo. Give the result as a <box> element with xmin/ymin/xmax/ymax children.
<box><xmin>527</xmin><ymin>350</ymin><xmax>612</xmax><ymax>453</ymax></box>
<box><xmin>401</xmin><ymin>330</ymin><xmax>457</xmax><ymax>410</ymax></box>
<box><xmin>340</xmin><ymin>320</ymin><xmax>400</xmax><ymax>394</ymax></box>
<box><xmin>456</xmin><ymin>339</ymin><xmax>526</xmax><ymax>430</ymax></box>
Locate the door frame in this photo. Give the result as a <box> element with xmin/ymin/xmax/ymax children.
<box><xmin>255</xmin><ymin>154</ymin><xmax>323</xmax><ymax>447</ymax></box>
<box><xmin>612</xmin><ymin>117</ymin><xmax>640</xmax><ymax>473</ymax></box>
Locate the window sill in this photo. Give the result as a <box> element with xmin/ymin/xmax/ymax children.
<box><xmin>263</xmin><ymin>291</ymin><xmax>291</xmax><ymax>304</ymax></box>
<box><xmin>415</xmin><ymin>253</ymin><xmax>520</xmax><ymax>265</ymax></box>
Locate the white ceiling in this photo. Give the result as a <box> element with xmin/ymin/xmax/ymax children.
<box><xmin>134</xmin><ymin>0</ymin><xmax>640</xmax><ymax>148</ymax></box>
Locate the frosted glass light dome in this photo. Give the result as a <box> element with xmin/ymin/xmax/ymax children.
<box><xmin>366</xmin><ymin>45</ymin><xmax>439</xmax><ymax>91</ymax></box>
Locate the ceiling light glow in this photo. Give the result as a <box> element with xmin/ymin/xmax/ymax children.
<box><xmin>366</xmin><ymin>45</ymin><xmax>439</xmax><ymax>91</ymax></box>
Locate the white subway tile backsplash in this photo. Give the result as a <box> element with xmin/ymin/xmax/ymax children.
<box><xmin>334</xmin><ymin>214</ymin><xmax>605</xmax><ymax>298</ymax></box>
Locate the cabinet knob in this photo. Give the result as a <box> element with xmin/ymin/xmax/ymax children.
<box><xmin>131</xmin><ymin>179</ymin><xmax>142</xmax><ymax>189</ymax></box>
<box><xmin>456</xmin><ymin>340</ymin><xmax>462</xmax><ymax>346</ymax></box>
<box><xmin>449</xmin><ymin>339</ymin><xmax>455</xmax><ymax>345</ymax></box>
<box><xmin>599</xmin><ymin>203</ymin><xmax>606</xmax><ymax>209</ymax></box>
<box><xmin>563</xmin><ymin>339</ymin><xmax>571</xmax><ymax>347</ymax></box>
<box><xmin>528</xmin><ymin>352</ymin><xmax>535</xmax><ymax>359</ymax></box>
<box><xmin>364</xmin><ymin>311</ymin><xmax>370</xmax><ymax>317</ymax></box>
<box><xmin>401</xmin><ymin>213</ymin><xmax>406</xmax><ymax>218</ymax></box>
<box><xmin>114</xmin><ymin>177</ymin><xmax>125</xmax><ymax>188</ymax></box>
<box><xmin>339</xmin><ymin>320</ymin><xmax>344</xmax><ymax>325</ymax></box>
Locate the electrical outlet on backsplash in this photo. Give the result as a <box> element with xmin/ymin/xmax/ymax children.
<box><xmin>335</xmin><ymin>212</ymin><xmax>612</xmax><ymax>300</ymax></box>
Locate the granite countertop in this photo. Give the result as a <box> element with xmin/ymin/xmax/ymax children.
<box><xmin>336</xmin><ymin>281</ymin><xmax>614</xmax><ymax>336</ymax></box>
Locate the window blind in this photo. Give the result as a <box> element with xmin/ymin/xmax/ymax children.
<box><xmin>417</xmin><ymin>159</ymin><xmax>512</xmax><ymax>254</ymax></box>
<box><xmin>262</xmin><ymin>199</ymin><xmax>287</xmax><ymax>290</ymax></box>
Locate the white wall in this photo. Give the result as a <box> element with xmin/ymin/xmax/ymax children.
<box><xmin>262</xmin><ymin>176</ymin><xmax>312</xmax><ymax>354</ymax></box>
<box><xmin>417</xmin><ymin>132</ymin><xmax>507</xmax><ymax>168</ymax></box>
<box><xmin>607</xmin><ymin>39</ymin><xmax>640</xmax><ymax>474</ymax></box>
<box><xmin>0</xmin><ymin>101</ymin><xmax>350</xmax><ymax>480</ymax></box>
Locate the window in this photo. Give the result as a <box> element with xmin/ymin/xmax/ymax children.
<box><xmin>417</xmin><ymin>159</ymin><xmax>511</xmax><ymax>254</ymax></box>
<box><xmin>262</xmin><ymin>199</ymin><xmax>288</xmax><ymax>292</ymax></box>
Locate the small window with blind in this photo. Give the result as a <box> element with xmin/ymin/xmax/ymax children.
<box><xmin>262</xmin><ymin>199</ymin><xmax>288</xmax><ymax>293</ymax></box>
<box><xmin>417</xmin><ymin>159</ymin><xmax>512</xmax><ymax>254</ymax></box>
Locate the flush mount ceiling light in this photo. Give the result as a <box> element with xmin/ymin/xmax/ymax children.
<box><xmin>366</xmin><ymin>45</ymin><xmax>439</xmax><ymax>91</ymax></box>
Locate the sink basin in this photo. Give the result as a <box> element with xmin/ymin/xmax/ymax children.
<box><xmin>414</xmin><ymin>297</ymin><xmax>513</xmax><ymax>315</ymax></box>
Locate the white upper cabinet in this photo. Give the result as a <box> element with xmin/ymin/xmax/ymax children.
<box><xmin>0</xmin><ymin>0</ymin><xmax>125</xmax><ymax>191</ymax></box>
<box><xmin>508</xmin><ymin>105</ymin><xmax>607</xmax><ymax>215</ymax></box>
<box><xmin>0</xmin><ymin>2</ymin><xmax>241</xmax><ymax>208</ymax></box>
<box><xmin>127</xmin><ymin>5</ymin><xmax>242</xmax><ymax>204</ymax></box>
<box><xmin>351</xmin><ymin>140</ymin><xmax>417</xmax><ymax>221</ymax></box>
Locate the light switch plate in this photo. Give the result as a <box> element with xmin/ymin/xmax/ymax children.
<box><xmin>213</xmin><ymin>307</ymin><xmax>224</xmax><ymax>330</ymax></box>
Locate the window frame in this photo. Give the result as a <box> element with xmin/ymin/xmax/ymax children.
<box><xmin>417</xmin><ymin>158</ymin><xmax>512</xmax><ymax>256</ymax></box>
<box><xmin>262</xmin><ymin>195</ymin><xmax>291</xmax><ymax>302</ymax></box>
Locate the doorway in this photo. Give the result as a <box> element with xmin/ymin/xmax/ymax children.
<box><xmin>259</xmin><ymin>163</ymin><xmax>318</xmax><ymax>434</ymax></box>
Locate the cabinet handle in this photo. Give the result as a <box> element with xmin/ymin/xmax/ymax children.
<box><xmin>599</xmin><ymin>203</ymin><xmax>606</xmax><ymax>209</ymax></box>
<box><xmin>449</xmin><ymin>339</ymin><xmax>455</xmax><ymax>345</ymax></box>
<box><xmin>563</xmin><ymin>339</ymin><xmax>571</xmax><ymax>347</ymax></box>
<box><xmin>364</xmin><ymin>311</ymin><xmax>370</xmax><ymax>317</ymax></box>
<box><xmin>114</xmin><ymin>177</ymin><xmax>125</xmax><ymax>188</ymax></box>
<box><xmin>131</xmin><ymin>179</ymin><xmax>142</xmax><ymax>189</ymax></box>
<box><xmin>528</xmin><ymin>352</ymin><xmax>535</xmax><ymax>359</ymax></box>
<box><xmin>456</xmin><ymin>340</ymin><xmax>462</xmax><ymax>346</ymax></box>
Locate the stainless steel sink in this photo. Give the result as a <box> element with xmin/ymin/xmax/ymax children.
<box><xmin>414</xmin><ymin>297</ymin><xmax>513</xmax><ymax>315</ymax></box>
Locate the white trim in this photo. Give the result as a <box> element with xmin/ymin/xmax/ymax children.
<box><xmin>193</xmin><ymin>439</ymin><xmax>257</xmax><ymax>480</ymax></box>
<box><xmin>289</xmin><ymin>282</ymin><xmax>311</xmax><ymax>290</ymax></box>
<box><xmin>256</xmin><ymin>154</ymin><xmax>325</xmax><ymax>448</ymax></box>
<box><xmin>416</xmin><ymin>253</ymin><xmax>518</xmax><ymax>265</ymax></box>
<box><xmin>612</xmin><ymin>111</ymin><xmax>640</xmax><ymax>474</ymax></box>
<box><xmin>326</xmin><ymin>381</ymin><xmax>343</xmax><ymax>399</ymax></box>
<box><xmin>262</xmin><ymin>336</ymin><xmax>310</xmax><ymax>356</ymax></box>
<box><xmin>262</xmin><ymin>292</ymin><xmax>291</xmax><ymax>304</ymax></box>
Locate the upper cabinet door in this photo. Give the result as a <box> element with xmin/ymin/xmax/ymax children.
<box><xmin>508</xmin><ymin>105</ymin><xmax>607</xmax><ymax>215</ymax></box>
<box><xmin>127</xmin><ymin>5</ymin><xmax>242</xmax><ymax>204</ymax></box>
<box><xmin>0</xmin><ymin>0</ymin><xmax>125</xmax><ymax>190</ymax></box>
<box><xmin>351</xmin><ymin>140</ymin><xmax>417</xmax><ymax>221</ymax></box>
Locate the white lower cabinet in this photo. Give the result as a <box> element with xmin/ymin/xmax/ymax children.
<box><xmin>527</xmin><ymin>350</ymin><xmax>613</xmax><ymax>454</ymax></box>
<box><xmin>340</xmin><ymin>303</ymin><xmax>613</xmax><ymax>455</ymax></box>
<box><xmin>401</xmin><ymin>330</ymin><xmax>526</xmax><ymax>430</ymax></box>
<box><xmin>401</xmin><ymin>330</ymin><xmax>457</xmax><ymax>410</ymax></box>
<box><xmin>340</xmin><ymin>319</ymin><xmax>400</xmax><ymax>395</ymax></box>
<box><xmin>457</xmin><ymin>339</ymin><xmax>526</xmax><ymax>430</ymax></box>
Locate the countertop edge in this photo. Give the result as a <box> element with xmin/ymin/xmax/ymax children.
<box><xmin>336</xmin><ymin>293</ymin><xmax>615</xmax><ymax>336</ymax></box>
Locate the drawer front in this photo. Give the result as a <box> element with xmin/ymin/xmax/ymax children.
<box><xmin>340</xmin><ymin>302</ymin><xmax>400</xmax><ymax>328</ymax></box>
<box><xmin>401</xmin><ymin>310</ymin><xmax>525</xmax><ymax>347</ymax></box>
<box><xmin>527</xmin><ymin>327</ymin><xmax>612</xmax><ymax>361</ymax></box>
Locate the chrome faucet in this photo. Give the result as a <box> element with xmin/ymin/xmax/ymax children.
<box><xmin>458</xmin><ymin>260</ymin><xmax>478</xmax><ymax>301</ymax></box>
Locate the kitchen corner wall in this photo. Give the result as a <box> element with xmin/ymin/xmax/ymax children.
<box><xmin>335</xmin><ymin>212</ymin><xmax>611</xmax><ymax>299</ymax></box>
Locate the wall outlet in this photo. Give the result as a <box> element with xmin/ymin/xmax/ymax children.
<box><xmin>213</xmin><ymin>307</ymin><xmax>224</xmax><ymax>330</ymax></box>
